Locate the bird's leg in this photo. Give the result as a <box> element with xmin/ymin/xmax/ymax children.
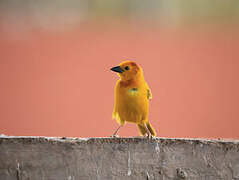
<box><xmin>111</xmin><ymin>125</ymin><xmax>122</xmax><ymax>137</ymax></box>
<box><xmin>144</xmin><ymin>123</ymin><xmax>152</xmax><ymax>139</ymax></box>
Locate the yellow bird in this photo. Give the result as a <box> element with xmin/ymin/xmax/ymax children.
<box><xmin>111</xmin><ymin>61</ymin><xmax>156</xmax><ymax>137</ymax></box>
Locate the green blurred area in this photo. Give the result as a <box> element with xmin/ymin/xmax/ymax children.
<box><xmin>90</xmin><ymin>0</ymin><xmax>239</xmax><ymax>24</ymax></box>
<box><xmin>0</xmin><ymin>0</ymin><xmax>239</xmax><ymax>27</ymax></box>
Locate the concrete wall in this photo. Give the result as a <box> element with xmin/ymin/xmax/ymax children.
<box><xmin>0</xmin><ymin>136</ymin><xmax>239</xmax><ymax>180</ymax></box>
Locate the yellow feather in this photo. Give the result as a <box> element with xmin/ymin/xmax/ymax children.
<box><xmin>111</xmin><ymin>61</ymin><xmax>156</xmax><ymax>137</ymax></box>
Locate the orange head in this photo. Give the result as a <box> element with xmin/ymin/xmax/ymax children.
<box><xmin>111</xmin><ymin>61</ymin><xmax>143</xmax><ymax>81</ymax></box>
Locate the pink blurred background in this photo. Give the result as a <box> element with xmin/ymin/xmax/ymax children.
<box><xmin>0</xmin><ymin>1</ymin><xmax>239</xmax><ymax>138</ymax></box>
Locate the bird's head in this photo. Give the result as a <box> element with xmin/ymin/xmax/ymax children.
<box><xmin>111</xmin><ymin>61</ymin><xmax>143</xmax><ymax>81</ymax></box>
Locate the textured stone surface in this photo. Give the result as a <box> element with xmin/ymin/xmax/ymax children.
<box><xmin>0</xmin><ymin>136</ymin><xmax>239</xmax><ymax>180</ymax></box>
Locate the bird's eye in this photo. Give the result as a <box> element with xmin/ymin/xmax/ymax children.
<box><xmin>125</xmin><ymin>66</ymin><xmax>130</xmax><ymax>70</ymax></box>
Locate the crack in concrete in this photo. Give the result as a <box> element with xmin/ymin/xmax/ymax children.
<box><xmin>127</xmin><ymin>151</ymin><xmax>131</xmax><ymax>176</ymax></box>
<box><xmin>16</xmin><ymin>163</ymin><xmax>20</xmax><ymax>180</ymax></box>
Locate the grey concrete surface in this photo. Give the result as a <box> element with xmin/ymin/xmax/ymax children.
<box><xmin>0</xmin><ymin>136</ymin><xmax>239</xmax><ymax>180</ymax></box>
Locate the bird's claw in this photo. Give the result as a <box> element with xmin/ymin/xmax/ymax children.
<box><xmin>145</xmin><ymin>133</ymin><xmax>153</xmax><ymax>139</ymax></box>
<box><xmin>110</xmin><ymin>134</ymin><xmax>120</xmax><ymax>138</ymax></box>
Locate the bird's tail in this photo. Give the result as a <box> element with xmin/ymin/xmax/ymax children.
<box><xmin>146</xmin><ymin>121</ymin><xmax>157</xmax><ymax>137</ymax></box>
<box><xmin>137</xmin><ymin>124</ymin><xmax>148</xmax><ymax>136</ymax></box>
<box><xmin>138</xmin><ymin>122</ymin><xmax>157</xmax><ymax>137</ymax></box>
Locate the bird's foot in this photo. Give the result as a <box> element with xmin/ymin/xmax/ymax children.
<box><xmin>110</xmin><ymin>134</ymin><xmax>120</xmax><ymax>138</ymax></box>
<box><xmin>145</xmin><ymin>133</ymin><xmax>154</xmax><ymax>139</ymax></box>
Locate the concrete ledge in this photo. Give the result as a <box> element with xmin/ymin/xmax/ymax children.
<box><xmin>0</xmin><ymin>136</ymin><xmax>239</xmax><ymax>180</ymax></box>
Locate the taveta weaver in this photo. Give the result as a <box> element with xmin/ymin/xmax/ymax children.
<box><xmin>111</xmin><ymin>61</ymin><xmax>156</xmax><ymax>137</ymax></box>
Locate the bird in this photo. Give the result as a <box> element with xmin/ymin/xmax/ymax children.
<box><xmin>110</xmin><ymin>61</ymin><xmax>156</xmax><ymax>137</ymax></box>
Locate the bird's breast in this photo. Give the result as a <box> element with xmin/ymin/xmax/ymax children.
<box><xmin>116</xmin><ymin>86</ymin><xmax>149</xmax><ymax>123</ymax></box>
<box><xmin>128</xmin><ymin>87</ymin><xmax>138</xmax><ymax>96</ymax></box>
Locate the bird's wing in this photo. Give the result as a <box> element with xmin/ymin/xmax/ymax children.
<box><xmin>147</xmin><ymin>88</ymin><xmax>152</xmax><ymax>100</ymax></box>
<box><xmin>145</xmin><ymin>82</ymin><xmax>152</xmax><ymax>100</ymax></box>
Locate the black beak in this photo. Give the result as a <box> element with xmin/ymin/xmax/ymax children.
<box><xmin>110</xmin><ymin>66</ymin><xmax>124</xmax><ymax>73</ymax></box>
